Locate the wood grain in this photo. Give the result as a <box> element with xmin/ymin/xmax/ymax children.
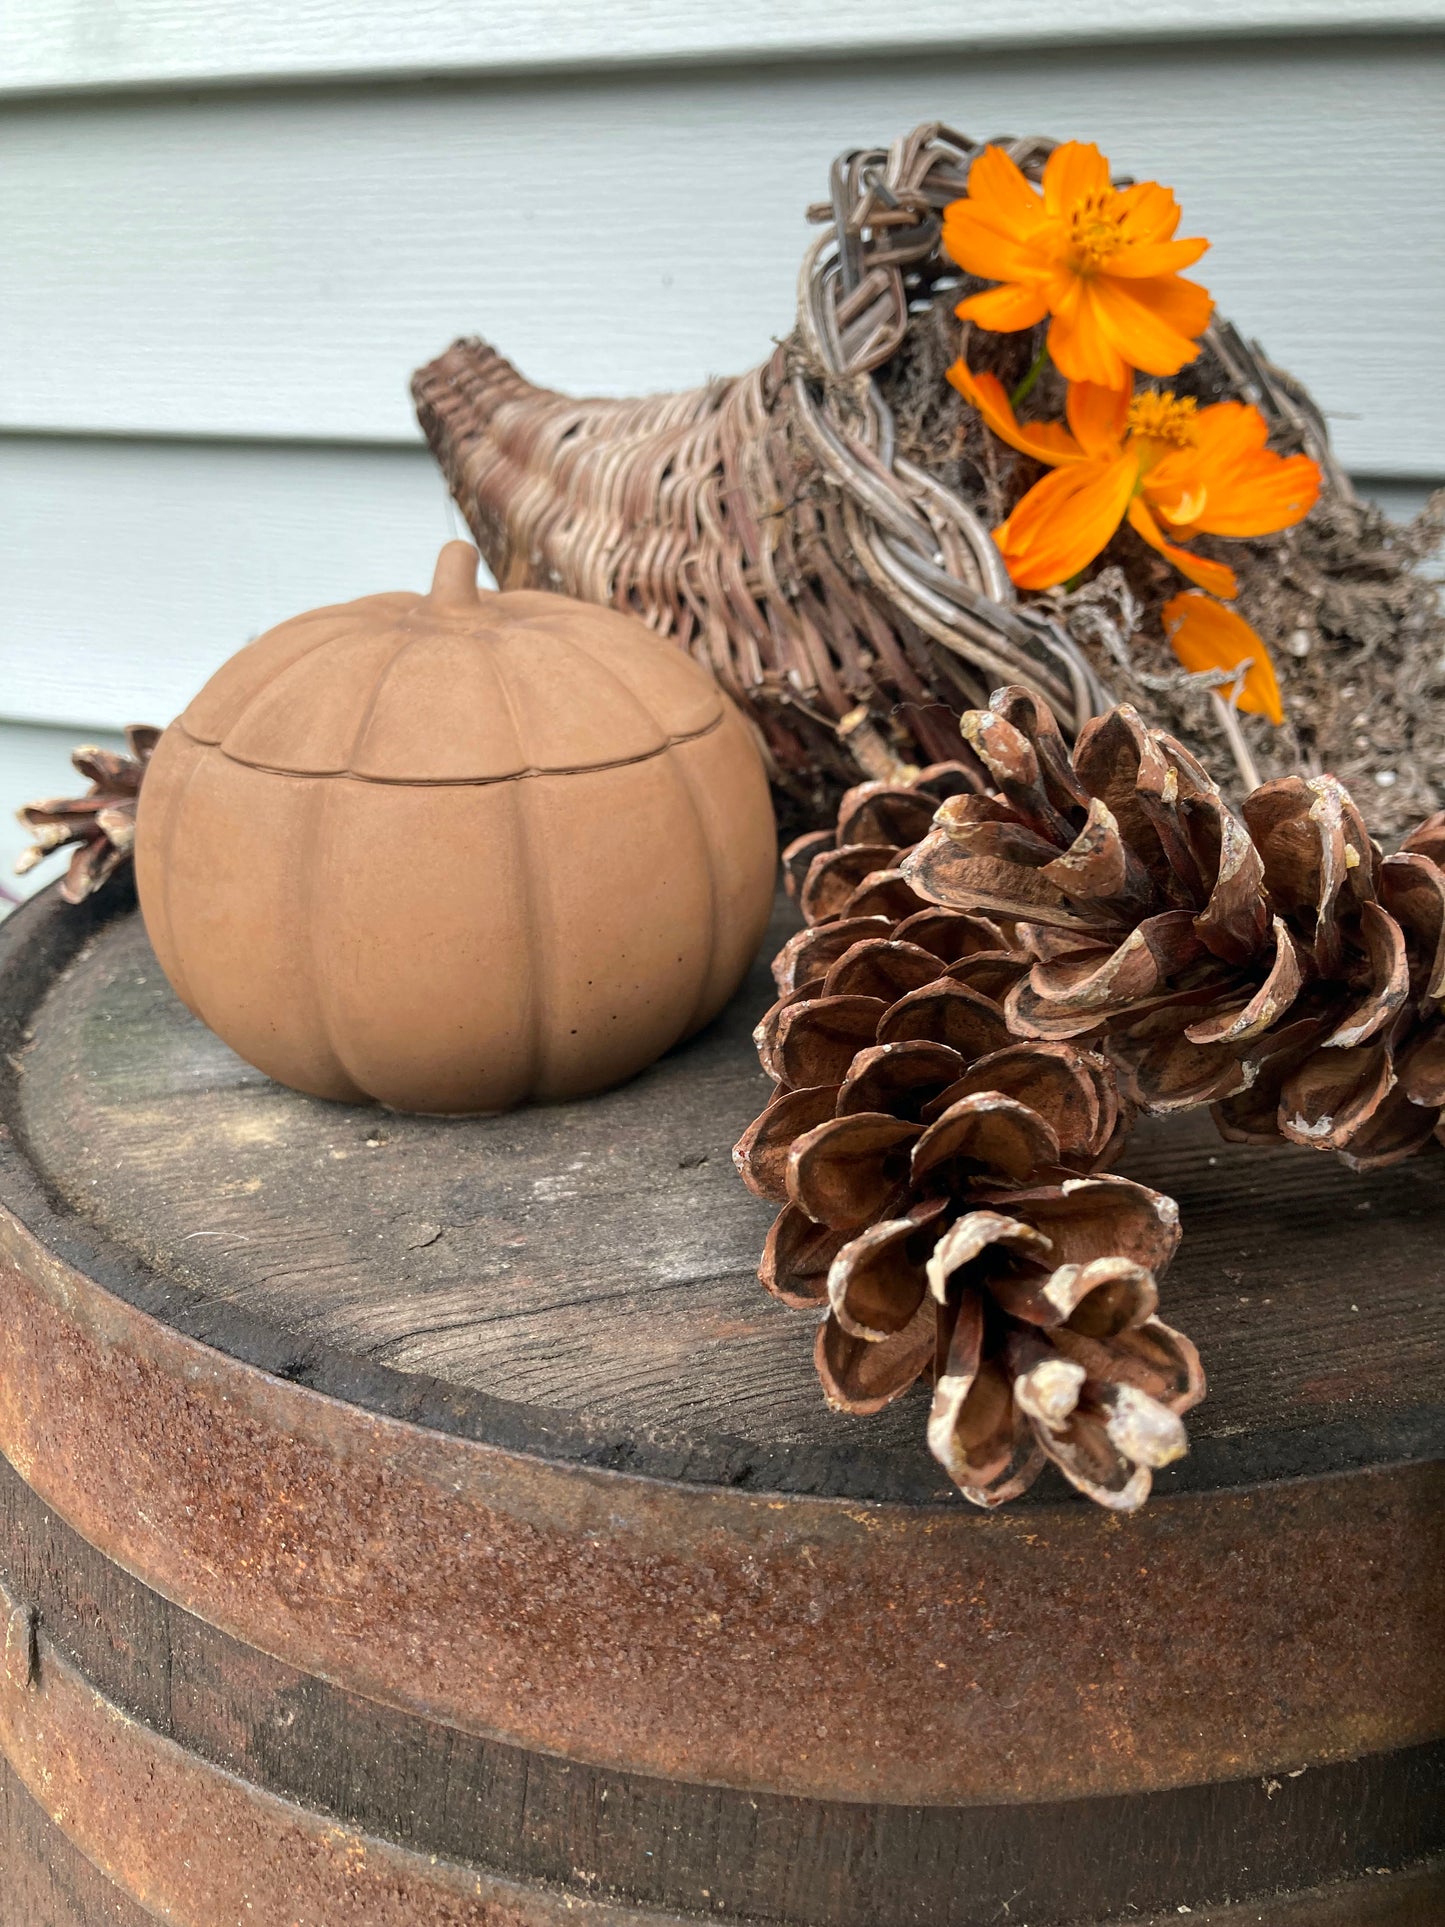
<box><xmin>1</xmin><ymin>41</ymin><xmax>1440</xmax><ymax>474</ymax></box>
<box><xmin>0</xmin><ymin>0</ymin><xmax>1431</xmax><ymax>98</ymax></box>
<box><xmin>12</xmin><ymin>897</ymin><xmax>1443</xmax><ymax>1502</ymax></box>
<box><xmin>0</xmin><ymin>884</ymin><xmax>1440</xmax><ymax>1923</ymax></box>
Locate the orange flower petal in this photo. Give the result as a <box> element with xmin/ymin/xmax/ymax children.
<box><xmin>1113</xmin><ymin>180</ymin><xmax>1184</xmax><ymax>244</ymax></box>
<box><xmin>1144</xmin><ymin>449</ymin><xmax>1207</xmax><ymax>506</ymax></box>
<box><xmin>1042</xmin><ymin>141</ymin><xmax>1111</xmax><ymax>218</ymax></box>
<box><xmin>1190</xmin><ymin>453</ymin><xmax>1322</xmax><ymax>537</ymax></box>
<box><xmin>1047</xmin><ymin>285</ymin><xmax>1132</xmax><ymax>389</ymax></box>
<box><xmin>1127</xmin><ymin>499</ymin><xmax>1238</xmax><ymax>597</ymax></box>
<box><xmin>1189</xmin><ymin>399</ymin><xmax>1269</xmax><ymax>463</ymax></box>
<box><xmin>1107</xmin><ymin>237</ymin><xmax>1211</xmax><ymax>279</ymax></box>
<box><xmin>955</xmin><ymin>281</ymin><xmax>1051</xmax><ymax>333</ymax></box>
<box><xmin>944</xmin><ymin>141</ymin><xmax>1211</xmax><ymax>389</ymax></box>
<box><xmin>942</xmin><ymin>206</ymin><xmax>1048</xmax><ymax>286</ymax></box>
<box><xmin>964</xmin><ymin>144</ymin><xmax>1048</xmax><ymax>231</ymax></box>
<box><xmin>1125</xmin><ymin>271</ymin><xmax>1215</xmax><ymax>343</ymax></box>
<box><xmin>1026</xmin><ymin>421</ymin><xmax>1092</xmax><ymax>461</ymax></box>
<box><xmin>1065</xmin><ymin>378</ymin><xmax>1132</xmax><ymax>458</ymax></box>
<box><xmin>947</xmin><ymin>360</ymin><xmax>1083</xmax><ymax>465</ymax></box>
<box><xmin>996</xmin><ymin>453</ymin><xmax>1138</xmax><ymax>589</ymax></box>
<box><xmin>1089</xmin><ymin>275</ymin><xmax>1210</xmax><ymax>378</ymax></box>
<box><xmin>1148</xmin><ymin>483</ymin><xmax>1207</xmax><ymax>530</ymax></box>
<box><xmin>1163</xmin><ymin>592</ymin><xmax>1284</xmax><ymax>725</ymax></box>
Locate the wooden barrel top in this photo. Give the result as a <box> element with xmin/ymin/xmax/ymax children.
<box><xmin>6</xmin><ymin>887</ymin><xmax>1442</xmax><ymax>1503</ymax></box>
<box><xmin>0</xmin><ymin>879</ymin><xmax>1441</xmax><ymax>1927</ymax></box>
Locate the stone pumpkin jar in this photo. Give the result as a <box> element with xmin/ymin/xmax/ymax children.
<box><xmin>134</xmin><ymin>542</ymin><xmax>777</xmax><ymax>1113</ymax></box>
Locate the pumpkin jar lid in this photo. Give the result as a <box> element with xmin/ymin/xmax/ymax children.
<box><xmin>178</xmin><ymin>542</ymin><xmax>725</xmax><ymax>784</ymax></box>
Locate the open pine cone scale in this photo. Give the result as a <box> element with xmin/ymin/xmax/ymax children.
<box><xmin>902</xmin><ymin>691</ymin><xmax>1445</xmax><ymax>1169</ymax></box>
<box><xmin>736</xmin><ymin>764</ymin><xmax>1203</xmax><ymax>1512</ymax></box>
<box><xmin>15</xmin><ymin>725</ymin><xmax>161</xmax><ymax>903</ymax></box>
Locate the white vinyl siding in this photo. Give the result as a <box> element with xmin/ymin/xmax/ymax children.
<box><xmin>3</xmin><ymin>41</ymin><xmax>1441</xmax><ymax>468</ymax></box>
<box><xmin>2</xmin><ymin>2</ymin><xmax>1442</xmax><ymax>912</ymax></box>
<box><xmin>2</xmin><ymin>1</ymin><xmax>1435</xmax><ymax>96</ymax></box>
<box><xmin>0</xmin><ymin>437</ymin><xmax>465</xmax><ymax>730</ymax></box>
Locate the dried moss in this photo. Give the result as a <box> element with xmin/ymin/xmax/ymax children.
<box><xmin>876</xmin><ymin>290</ymin><xmax>1444</xmax><ymax>839</ymax></box>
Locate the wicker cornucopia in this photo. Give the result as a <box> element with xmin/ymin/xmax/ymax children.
<box><xmin>413</xmin><ymin>123</ymin><xmax>1442</xmax><ymax>835</ymax></box>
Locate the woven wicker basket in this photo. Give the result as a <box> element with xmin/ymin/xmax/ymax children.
<box><xmin>413</xmin><ymin>123</ymin><xmax>1351</xmax><ymax>822</ymax></box>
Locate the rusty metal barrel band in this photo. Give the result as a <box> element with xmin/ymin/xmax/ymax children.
<box><xmin>0</xmin><ymin>1579</ymin><xmax>696</xmax><ymax>1927</ymax></box>
<box><xmin>0</xmin><ymin>1194</ymin><xmax>1440</xmax><ymax>1807</ymax></box>
<box><xmin>0</xmin><ymin>1445</ymin><xmax>1440</xmax><ymax>1927</ymax></box>
<box><xmin>0</xmin><ymin>1572</ymin><xmax>1441</xmax><ymax>1927</ymax></box>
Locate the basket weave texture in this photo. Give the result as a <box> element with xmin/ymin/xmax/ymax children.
<box><xmin>412</xmin><ymin>124</ymin><xmax>1397</xmax><ymax>826</ymax></box>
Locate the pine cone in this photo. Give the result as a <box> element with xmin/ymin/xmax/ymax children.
<box><xmin>902</xmin><ymin>690</ymin><xmax>1445</xmax><ymax>1171</ymax></box>
<box><xmin>777</xmin><ymin>761</ymin><xmax>983</xmax><ymax>926</ymax></box>
<box><xmin>738</xmin><ymin>768</ymin><xmax>1205</xmax><ymax>1512</ymax></box>
<box><xmin>15</xmin><ymin>726</ymin><xmax>161</xmax><ymax>903</ymax></box>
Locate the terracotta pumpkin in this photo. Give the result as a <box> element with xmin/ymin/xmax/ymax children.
<box><xmin>134</xmin><ymin>543</ymin><xmax>777</xmax><ymax>1113</ymax></box>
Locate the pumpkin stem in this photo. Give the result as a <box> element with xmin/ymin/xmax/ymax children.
<box><xmin>428</xmin><ymin>541</ymin><xmax>482</xmax><ymax>609</ymax></box>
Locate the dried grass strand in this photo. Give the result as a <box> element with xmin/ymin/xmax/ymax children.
<box><xmin>414</xmin><ymin>122</ymin><xmax>1441</xmax><ymax>835</ymax></box>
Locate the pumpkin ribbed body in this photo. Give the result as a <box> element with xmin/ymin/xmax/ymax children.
<box><xmin>134</xmin><ymin>545</ymin><xmax>776</xmax><ymax>1113</ymax></box>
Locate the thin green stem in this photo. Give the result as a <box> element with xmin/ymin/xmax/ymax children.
<box><xmin>1009</xmin><ymin>340</ymin><xmax>1050</xmax><ymax>410</ymax></box>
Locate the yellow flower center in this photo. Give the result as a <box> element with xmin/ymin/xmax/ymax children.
<box><xmin>1126</xmin><ymin>390</ymin><xmax>1200</xmax><ymax>449</ymax></box>
<box><xmin>1067</xmin><ymin>194</ymin><xmax>1127</xmax><ymax>272</ymax></box>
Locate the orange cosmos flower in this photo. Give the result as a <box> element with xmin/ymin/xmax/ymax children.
<box><xmin>943</xmin><ymin>142</ymin><xmax>1212</xmax><ymax>389</ymax></box>
<box><xmin>948</xmin><ymin>361</ymin><xmax>1322</xmax><ymax>597</ymax></box>
<box><xmin>1163</xmin><ymin>593</ymin><xmax>1284</xmax><ymax>725</ymax></box>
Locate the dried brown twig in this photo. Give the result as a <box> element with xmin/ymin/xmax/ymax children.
<box><xmin>414</xmin><ymin>123</ymin><xmax>1442</xmax><ymax>836</ymax></box>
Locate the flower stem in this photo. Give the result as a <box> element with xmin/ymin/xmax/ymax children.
<box><xmin>1210</xmin><ymin>689</ymin><xmax>1262</xmax><ymax>794</ymax></box>
<box><xmin>1010</xmin><ymin>341</ymin><xmax>1050</xmax><ymax>409</ymax></box>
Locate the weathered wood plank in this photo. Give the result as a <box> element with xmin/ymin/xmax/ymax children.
<box><xmin>0</xmin><ymin>885</ymin><xmax>1440</xmax><ymax>1922</ymax></box>
<box><xmin>9</xmin><ymin>897</ymin><xmax>1443</xmax><ymax>1501</ymax></box>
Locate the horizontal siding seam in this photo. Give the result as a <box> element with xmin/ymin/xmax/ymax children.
<box><xmin>0</xmin><ymin>424</ymin><xmax>431</xmax><ymax>457</ymax></box>
<box><xmin>1</xmin><ymin>426</ymin><xmax>1441</xmax><ymax>486</ymax></box>
<box><xmin>1</xmin><ymin>11</ymin><xmax>1443</xmax><ymax>102</ymax></box>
